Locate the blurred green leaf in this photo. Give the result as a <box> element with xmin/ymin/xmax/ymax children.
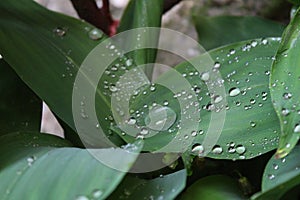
<box><xmin>109</xmin><ymin>170</ymin><xmax>186</xmax><ymax>200</ymax></box>
<box><xmin>288</xmin><ymin>0</ymin><xmax>300</xmax><ymax>5</ymax></box>
<box><xmin>270</xmin><ymin>7</ymin><xmax>300</xmax><ymax>158</ymax></box>
<box><xmin>0</xmin><ymin>60</ymin><xmax>41</xmax><ymax>134</ymax></box>
<box><xmin>0</xmin><ymin>132</ymin><xmax>142</xmax><ymax>200</ymax></box>
<box><xmin>180</xmin><ymin>175</ymin><xmax>246</xmax><ymax>200</ymax></box>
<box><xmin>116</xmin><ymin>38</ymin><xmax>281</xmax><ymax>160</ymax></box>
<box><xmin>118</xmin><ymin>0</ymin><xmax>163</xmax><ymax>78</ymax></box>
<box><xmin>193</xmin><ymin>16</ymin><xmax>285</xmax><ymax>50</ymax></box>
<box><xmin>0</xmin><ymin>0</ymin><xmax>127</xmax><ymax>146</ymax></box>
<box><xmin>251</xmin><ymin>145</ymin><xmax>300</xmax><ymax>200</ymax></box>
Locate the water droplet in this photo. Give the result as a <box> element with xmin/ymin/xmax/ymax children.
<box><xmin>145</xmin><ymin>106</ymin><xmax>177</xmax><ymax>131</ymax></box>
<box><xmin>251</xmin><ymin>40</ymin><xmax>258</xmax><ymax>47</ymax></box>
<box><xmin>194</xmin><ymin>87</ymin><xmax>201</xmax><ymax>94</ymax></box>
<box><xmin>200</xmin><ymin>72</ymin><xmax>210</xmax><ymax>81</ymax></box>
<box><xmin>267</xmin><ymin>174</ymin><xmax>275</xmax><ymax>180</ymax></box>
<box><xmin>150</xmin><ymin>85</ymin><xmax>156</xmax><ymax>91</ymax></box>
<box><xmin>212</xmin><ymin>145</ymin><xmax>223</xmax><ymax>154</ymax></box>
<box><xmin>283</xmin><ymin>92</ymin><xmax>292</xmax><ymax>100</ymax></box>
<box><xmin>261</xmin><ymin>38</ymin><xmax>268</xmax><ymax>45</ymax></box>
<box><xmin>88</xmin><ymin>28</ymin><xmax>103</xmax><ymax>40</ymax></box>
<box><xmin>75</xmin><ymin>195</ymin><xmax>89</xmax><ymax>200</ymax></box>
<box><xmin>140</xmin><ymin>128</ymin><xmax>149</xmax><ymax>135</ymax></box>
<box><xmin>213</xmin><ymin>95</ymin><xmax>223</xmax><ymax>104</ymax></box>
<box><xmin>109</xmin><ymin>84</ymin><xmax>118</xmax><ymax>92</ymax></box>
<box><xmin>127</xmin><ymin>117</ymin><xmax>137</xmax><ymax>125</ymax></box>
<box><xmin>92</xmin><ymin>189</ymin><xmax>103</xmax><ymax>198</ymax></box>
<box><xmin>192</xmin><ymin>144</ymin><xmax>204</xmax><ymax>155</ymax></box>
<box><xmin>0</xmin><ymin>54</ymin><xmax>2</xmax><ymax>59</ymax></box>
<box><xmin>229</xmin><ymin>87</ymin><xmax>241</xmax><ymax>97</ymax></box>
<box><xmin>229</xmin><ymin>49</ymin><xmax>236</xmax><ymax>55</ymax></box>
<box><xmin>250</xmin><ymin>121</ymin><xmax>256</xmax><ymax>127</ymax></box>
<box><xmin>273</xmin><ymin>164</ymin><xmax>279</xmax><ymax>170</ymax></box>
<box><xmin>27</xmin><ymin>156</ymin><xmax>36</xmax><ymax>166</ymax></box>
<box><xmin>236</xmin><ymin>145</ymin><xmax>246</xmax><ymax>154</ymax></box>
<box><xmin>281</xmin><ymin>108</ymin><xmax>290</xmax><ymax>116</ymax></box>
<box><xmin>213</xmin><ymin>62</ymin><xmax>221</xmax><ymax>70</ymax></box>
<box><xmin>191</xmin><ymin>130</ymin><xmax>197</xmax><ymax>137</ymax></box>
<box><xmin>294</xmin><ymin>124</ymin><xmax>300</xmax><ymax>133</ymax></box>
<box><xmin>126</xmin><ymin>59</ymin><xmax>133</xmax><ymax>67</ymax></box>
<box><xmin>53</xmin><ymin>27</ymin><xmax>67</xmax><ymax>37</ymax></box>
<box><xmin>228</xmin><ymin>146</ymin><xmax>236</xmax><ymax>153</ymax></box>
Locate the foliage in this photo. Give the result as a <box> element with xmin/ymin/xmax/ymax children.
<box><xmin>0</xmin><ymin>0</ymin><xmax>300</xmax><ymax>199</ymax></box>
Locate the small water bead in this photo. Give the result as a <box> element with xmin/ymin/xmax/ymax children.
<box><xmin>191</xmin><ymin>130</ymin><xmax>197</xmax><ymax>137</ymax></box>
<box><xmin>213</xmin><ymin>62</ymin><xmax>221</xmax><ymax>70</ymax></box>
<box><xmin>213</xmin><ymin>95</ymin><xmax>223</xmax><ymax>104</ymax></box>
<box><xmin>53</xmin><ymin>27</ymin><xmax>67</xmax><ymax>37</ymax></box>
<box><xmin>251</xmin><ymin>40</ymin><xmax>258</xmax><ymax>47</ymax></box>
<box><xmin>92</xmin><ymin>189</ymin><xmax>103</xmax><ymax>198</ymax></box>
<box><xmin>261</xmin><ymin>38</ymin><xmax>268</xmax><ymax>45</ymax></box>
<box><xmin>229</xmin><ymin>49</ymin><xmax>236</xmax><ymax>55</ymax></box>
<box><xmin>194</xmin><ymin>87</ymin><xmax>201</xmax><ymax>94</ymax></box>
<box><xmin>294</xmin><ymin>124</ymin><xmax>300</xmax><ymax>133</ymax></box>
<box><xmin>281</xmin><ymin>108</ymin><xmax>290</xmax><ymax>116</ymax></box>
<box><xmin>273</xmin><ymin>163</ymin><xmax>279</xmax><ymax>170</ymax></box>
<box><xmin>75</xmin><ymin>195</ymin><xmax>89</xmax><ymax>200</ymax></box>
<box><xmin>283</xmin><ymin>92</ymin><xmax>292</xmax><ymax>100</ymax></box>
<box><xmin>250</xmin><ymin>99</ymin><xmax>256</xmax><ymax>104</ymax></box>
<box><xmin>212</xmin><ymin>145</ymin><xmax>223</xmax><ymax>154</ymax></box>
<box><xmin>144</xmin><ymin>106</ymin><xmax>177</xmax><ymax>131</ymax></box>
<box><xmin>200</xmin><ymin>72</ymin><xmax>210</xmax><ymax>81</ymax></box>
<box><xmin>140</xmin><ymin>128</ymin><xmax>149</xmax><ymax>135</ymax></box>
<box><xmin>0</xmin><ymin>54</ymin><xmax>2</xmax><ymax>59</ymax></box>
<box><xmin>236</xmin><ymin>145</ymin><xmax>246</xmax><ymax>154</ymax></box>
<box><xmin>228</xmin><ymin>146</ymin><xmax>236</xmax><ymax>153</ymax></box>
<box><xmin>125</xmin><ymin>59</ymin><xmax>133</xmax><ymax>67</ymax></box>
<box><xmin>127</xmin><ymin>117</ymin><xmax>137</xmax><ymax>125</ymax></box>
<box><xmin>192</xmin><ymin>144</ymin><xmax>204</xmax><ymax>155</ymax></box>
<box><xmin>250</xmin><ymin>121</ymin><xmax>256</xmax><ymax>127</ymax></box>
<box><xmin>88</xmin><ymin>28</ymin><xmax>103</xmax><ymax>40</ymax></box>
<box><xmin>109</xmin><ymin>84</ymin><xmax>118</xmax><ymax>92</ymax></box>
<box><xmin>229</xmin><ymin>87</ymin><xmax>241</xmax><ymax>97</ymax></box>
<box><xmin>150</xmin><ymin>85</ymin><xmax>156</xmax><ymax>91</ymax></box>
<box><xmin>267</xmin><ymin>174</ymin><xmax>275</xmax><ymax>180</ymax></box>
<box><xmin>27</xmin><ymin>156</ymin><xmax>36</xmax><ymax>166</ymax></box>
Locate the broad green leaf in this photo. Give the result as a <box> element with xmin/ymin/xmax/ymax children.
<box><xmin>0</xmin><ymin>132</ymin><xmax>142</xmax><ymax>200</ymax></box>
<box><xmin>108</xmin><ymin>170</ymin><xmax>186</xmax><ymax>200</ymax></box>
<box><xmin>0</xmin><ymin>60</ymin><xmax>41</xmax><ymax>134</ymax></box>
<box><xmin>180</xmin><ymin>175</ymin><xmax>246</xmax><ymax>200</ymax></box>
<box><xmin>270</xmin><ymin>7</ymin><xmax>300</xmax><ymax>158</ymax></box>
<box><xmin>117</xmin><ymin>0</ymin><xmax>163</xmax><ymax>77</ymax></box>
<box><xmin>251</xmin><ymin>145</ymin><xmax>300</xmax><ymax>200</ymax></box>
<box><xmin>0</xmin><ymin>0</ymin><xmax>125</xmax><ymax>146</ymax></box>
<box><xmin>193</xmin><ymin>16</ymin><xmax>285</xmax><ymax>50</ymax></box>
<box><xmin>115</xmin><ymin>38</ymin><xmax>281</xmax><ymax>160</ymax></box>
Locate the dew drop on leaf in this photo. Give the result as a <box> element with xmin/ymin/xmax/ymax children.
<box><xmin>212</xmin><ymin>145</ymin><xmax>223</xmax><ymax>154</ymax></box>
<box><xmin>294</xmin><ymin>124</ymin><xmax>300</xmax><ymax>133</ymax></box>
<box><xmin>283</xmin><ymin>92</ymin><xmax>292</xmax><ymax>100</ymax></box>
<box><xmin>229</xmin><ymin>87</ymin><xmax>241</xmax><ymax>97</ymax></box>
<box><xmin>236</xmin><ymin>145</ymin><xmax>246</xmax><ymax>154</ymax></box>
<box><xmin>200</xmin><ymin>72</ymin><xmax>210</xmax><ymax>81</ymax></box>
<box><xmin>53</xmin><ymin>27</ymin><xmax>67</xmax><ymax>37</ymax></box>
<box><xmin>88</xmin><ymin>28</ymin><xmax>103</xmax><ymax>40</ymax></box>
<box><xmin>127</xmin><ymin>117</ymin><xmax>137</xmax><ymax>125</ymax></box>
<box><xmin>75</xmin><ymin>195</ymin><xmax>89</xmax><ymax>200</ymax></box>
<box><xmin>92</xmin><ymin>189</ymin><xmax>103</xmax><ymax>198</ymax></box>
<box><xmin>192</xmin><ymin>144</ymin><xmax>204</xmax><ymax>155</ymax></box>
<box><xmin>144</xmin><ymin>105</ymin><xmax>177</xmax><ymax>131</ymax></box>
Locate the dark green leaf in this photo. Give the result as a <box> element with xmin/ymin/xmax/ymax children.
<box><xmin>118</xmin><ymin>0</ymin><xmax>163</xmax><ymax>77</ymax></box>
<box><xmin>0</xmin><ymin>0</ymin><xmax>125</xmax><ymax>146</ymax></box>
<box><xmin>251</xmin><ymin>145</ymin><xmax>300</xmax><ymax>200</ymax></box>
<box><xmin>193</xmin><ymin>16</ymin><xmax>285</xmax><ymax>50</ymax></box>
<box><xmin>270</xmin><ymin>7</ymin><xmax>300</xmax><ymax>158</ymax></box>
<box><xmin>116</xmin><ymin>38</ymin><xmax>281</xmax><ymax>160</ymax></box>
<box><xmin>0</xmin><ymin>59</ymin><xmax>41</xmax><ymax>134</ymax></box>
<box><xmin>0</xmin><ymin>132</ymin><xmax>142</xmax><ymax>200</ymax></box>
<box><xmin>180</xmin><ymin>175</ymin><xmax>246</xmax><ymax>200</ymax></box>
<box><xmin>108</xmin><ymin>170</ymin><xmax>186</xmax><ymax>200</ymax></box>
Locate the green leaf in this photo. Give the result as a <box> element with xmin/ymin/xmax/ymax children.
<box><xmin>270</xmin><ymin>7</ymin><xmax>300</xmax><ymax>158</ymax></box>
<box><xmin>288</xmin><ymin>0</ymin><xmax>300</xmax><ymax>6</ymax></box>
<box><xmin>193</xmin><ymin>16</ymin><xmax>285</xmax><ymax>50</ymax></box>
<box><xmin>180</xmin><ymin>175</ymin><xmax>246</xmax><ymax>200</ymax></box>
<box><xmin>0</xmin><ymin>0</ymin><xmax>126</xmax><ymax>146</ymax></box>
<box><xmin>108</xmin><ymin>170</ymin><xmax>187</xmax><ymax>200</ymax></box>
<box><xmin>0</xmin><ymin>59</ymin><xmax>41</xmax><ymax>134</ymax></box>
<box><xmin>0</xmin><ymin>132</ymin><xmax>142</xmax><ymax>200</ymax></box>
<box><xmin>116</xmin><ymin>38</ymin><xmax>281</xmax><ymax>160</ymax></box>
<box><xmin>117</xmin><ymin>0</ymin><xmax>163</xmax><ymax>77</ymax></box>
<box><xmin>251</xmin><ymin>145</ymin><xmax>300</xmax><ymax>200</ymax></box>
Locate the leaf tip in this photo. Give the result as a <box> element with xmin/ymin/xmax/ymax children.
<box><xmin>275</xmin><ymin>149</ymin><xmax>288</xmax><ymax>159</ymax></box>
